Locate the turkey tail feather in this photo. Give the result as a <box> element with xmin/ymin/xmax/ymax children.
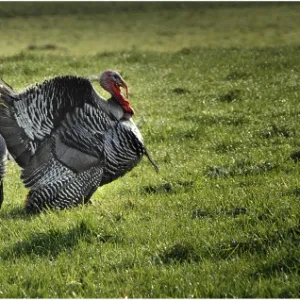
<box><xmin>0</xmin><ymin>79</ymin><xmax>31</xmax><ymax>167</ymax></box>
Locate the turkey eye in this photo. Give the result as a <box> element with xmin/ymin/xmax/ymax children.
<box><xmin>113</xmin><ymin>75</ymin><xmax>121</xmax><ymax>84</ymax></box>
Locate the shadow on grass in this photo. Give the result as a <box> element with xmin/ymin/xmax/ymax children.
<box><xmin>225</xmin><ymin>71</ymin><xmax>251</xmax><ymax>81</ymax></box>
<box><xmin>155</xmin><ymin>243</ymin><xmax>200</xmax><ymax>264</ymax></box>
<box><xmin>215</xmin><ymin>223</ymin><xmax>300</xmax><ymax>260</ymax></box>
<box><xmin>0</xmin><ymin>207</ymin><xmax>32</xmax><ymax>220</ymax></box>
<box><xmin>253</xmin><ymin>251</ymin><xmax>300</xmax><ymax>281</ymax></box>
<box><xmin>191</xmin><ymin>207</ymin><xmax>247</xmax><ymax>219</ymax></box>
<box><xmin>218</xmin><ymin>89</ymin><xmax>243</xmax><ymax>102</ymax></box>
<box><xmin>290</xmin><ymin>151</ymin><xmax>300</xmax><ymax>163</ymax></box>
<box><xmin>141</xmin><ymin>180</ymin><xmax>194</xmax><ymax>195</ymax></box>
<box><xmin>0</xmin><ymin>221</ymin><xmax>114</xmax><ymax>260</ymax></box>
<box><xmin>260</xmin><ymin>124</ymin><xmax>295</xmax><ymax>139</ymax></box>
<box><xmin>152</xmin><ymin>220</ymin><xmax>300</xmax><ymax>266</ymax></box>
<box><xmin>204</xmin><ymin>159</ymin><xmax>277</xmax><ymax>179</ymax></box>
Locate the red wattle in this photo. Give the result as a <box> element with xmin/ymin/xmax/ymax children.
<box><xmin>112</xmin><ymin>85</ymin><xmax>134</xmax><ymax>115</ymax></box>
<box><xmin>119</xmin><ymin>98</ymin><xmax>135</xmax><ymax>115</ymax></box>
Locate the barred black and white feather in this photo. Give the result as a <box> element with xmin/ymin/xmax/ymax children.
<box><xmin>0</xmin><ymin>75</ymin><xmax>157</xmax><ymax>213</ymax></box>
<box><xmin>0</xmin><ymin>134</ymin><xmax>7</xmax><ymax>208</ymax></box>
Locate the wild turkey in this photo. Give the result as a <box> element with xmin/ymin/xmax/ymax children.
<box><xmin>0</xmin><ymin>71</ymin><xmax>158</xmax><ymax>213</ymax></box>
<box><xmin>0</xmin><ymin>134</ymin><xmax>7</xmax><ymax>208</ymax></box>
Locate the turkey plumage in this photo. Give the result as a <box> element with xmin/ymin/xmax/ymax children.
<box><xmin>0</xmin><ymin>71</ymin><xmax>158</xmax><ymax>213</ymax></box>
<box><xmin>0</xmin><ymin>134</ymin><xmax>7</xmax><ymax>208</ymax></box>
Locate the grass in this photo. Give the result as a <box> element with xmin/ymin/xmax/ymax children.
<box><xmin>1</xmin><ymin>2</ymin><xmax>300</xmax><ymax>298</ymax></box>
<box><xmin>1</xmin><ymin>2</ymin><xmax>300</xmax><ymax>56</ymax></box>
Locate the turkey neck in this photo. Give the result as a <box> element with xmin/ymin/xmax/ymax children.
<box><xmin>106</xmin><ymin>97</ymin><xmax>132</xmax><ymax>121</ymax></box>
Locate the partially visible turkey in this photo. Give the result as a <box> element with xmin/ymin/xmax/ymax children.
<box><xmin>0</xmin><ymin>71</ymin><xmax>158</xmax><ymax>213</ymax></box>
<box><xmin>0</xmin><ymin>134</ymin><xmax>7</xmax><ymax>208</ymax></box>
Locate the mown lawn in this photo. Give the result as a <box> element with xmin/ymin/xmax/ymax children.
<box><xmin>1</xmin><ymin>2</ymin><xmax>300</xmax><ymax>298</ymax></box>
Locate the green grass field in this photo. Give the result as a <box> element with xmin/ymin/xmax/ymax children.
<box><xmin>1</xmin><ymin>2</ymin><xmax>300</xmax><ymax>298</ymax></box>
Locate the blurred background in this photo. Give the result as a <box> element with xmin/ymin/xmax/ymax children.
<box><xmin>1</xmin><ymin>2</ymin><xmax>300</xmax><ymax>57</ymax></box>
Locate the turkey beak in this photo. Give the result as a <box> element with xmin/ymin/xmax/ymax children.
<box><xmin>119</xmin><ymin>79</ymin><xmax>129</xmax><ymax>100</ymax></box>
